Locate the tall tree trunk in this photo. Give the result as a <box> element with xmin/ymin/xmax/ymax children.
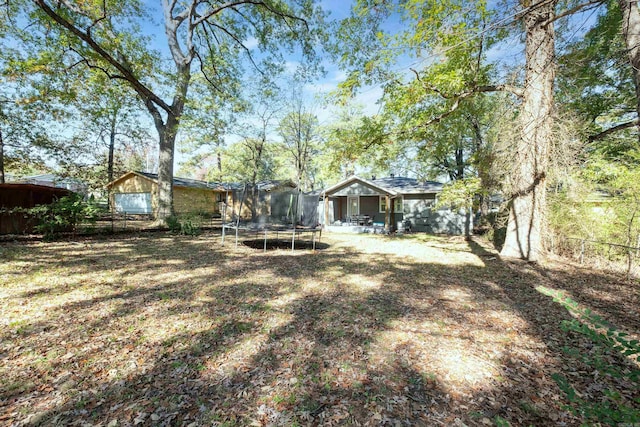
<box><xmin>153</xmin><ymin>66</ymin><xmax>189</xmax><ymax>222</ymax></box>
<box><xmin>107</xmin><ymin>116</ymin><xmax>116</xmax><ymax>183</ymax></box>
<box><xmin>500</xmin><ymin>0</ymin><xmax>555</xmax><ymax>261</ymax></box>
<box><xmin>156</xmin><ymin>118</ymin><xmax>177</xmax><ymax>220</ymax></box>
<box><xmin>455</xmin><ymin>147</ymin><xmax>465</xmax><ymax>179</ymax></box>
<box><xmin>216</xmin><ymin>150</ymin><xmax>222</xmax><ymax>181</ymax></box>
<box><xmin>468</xmin><ymin>114</ymin><xmax>489</xmax><ymax>217</ymax></box>
<box><xmin>0</xmin><ymin>127</ymin><xmax>5</xmax><ymax>184</ymax></box>
<box><xmin>620</xmin><ymin>0</ymin><xmax>640</xmax><ymax>138</ymax></box>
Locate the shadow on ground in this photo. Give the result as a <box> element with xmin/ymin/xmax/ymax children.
<box><xmin>0</xmin><ymin>231</ymin><xmax>638</xmax><ymax>426</ymax></box>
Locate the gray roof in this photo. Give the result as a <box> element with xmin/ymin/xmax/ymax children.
<box><xmin>370</xmin><ymin>176</ymin><xmax>443</xmax><ymax>194</ymax></box>
<box><xmin>135</xmin><ymin>172</ymin><xmax>296</xmax><ymax>192</ymax></box>
<box><xmin>220</xmin><ymin>180</ymin><xmax>296</xmax><ymax>192</ymax></box>
<box><xmin>136</xmin><ymin>171</ymin><xmax>225</xmax><ymax>191</ymax></box>
<box><xmin>323</xmin><ymin>175</ymin><xmax>443</xmax><ymax>197</ymax></box>
<box><xmin>256</xmin><ymin>180</ymin><xmax>296</xmax><ymax>191</ymax></box>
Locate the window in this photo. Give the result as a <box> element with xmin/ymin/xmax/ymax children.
<box><xmin>379</xmin><ymin>196</ymin><xmax>404</xmax><ymax>213</ymax></box>
<box><xmin>395</xmin><ymin>197</ymin><xmax>404</xmax><ymax>213</ymax></box>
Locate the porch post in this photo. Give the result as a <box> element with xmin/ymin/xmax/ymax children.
<box><xmin>385</xmin><ymin>194</ymin><xmax>391</xmax><ymax>233</ymax></box>
<box><xmin>324</xmin><ymin>195</ymin><xmax>329</xmax><ymax>226</ymax></box>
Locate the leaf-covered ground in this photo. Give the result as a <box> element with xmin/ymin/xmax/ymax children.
<box><xmin>1</xmin><ymin>231</ymin><xmax>638</xmax><ymax>426</ymax></box>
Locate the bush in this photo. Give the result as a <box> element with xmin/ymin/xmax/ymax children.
<box><xmin>30</xmin><ymin>194</ymin><xmax>100</xmax><ymax>239</ymax></box>
<box><xmin>166</xmin><ymin>214</ymin><xmax>201</xmax><ymax>236</ymax></box>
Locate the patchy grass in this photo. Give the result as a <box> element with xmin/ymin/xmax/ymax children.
<box><xmin>0</xmin><ymin>231</ymin><xmax>638</xmax><ymax>426</ymax></box>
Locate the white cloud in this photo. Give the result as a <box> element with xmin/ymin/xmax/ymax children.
<box><xmin>244</xmin><ymin>36</ymin><xmax>259</xmax><ymax>50</ymax></box>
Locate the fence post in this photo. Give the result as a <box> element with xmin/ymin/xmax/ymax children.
<box><xmin>580</xmin><ymin>239</ymin><xmax>585</xmax><ymax>265</ymax></box>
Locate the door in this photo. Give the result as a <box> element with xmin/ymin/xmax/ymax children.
<box><xmin>114</xmin><ymin>193</ymin><xmax>152</xmax><ymax>214</ymax></box>
<box><xmin>347</xmin><ymin>196</ymin><xmax>359</xmax><ymax>217</ymax></box>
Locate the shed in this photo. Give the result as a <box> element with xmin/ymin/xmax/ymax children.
<box><xmin>105</xmin><ymin>171</ymin><xmax>227</xmax><ymax>216</ymax></box>
<box><xmin>0</xmin><ymin>183</ymin><xmax>73</xmax><ymax>234</ymax></box>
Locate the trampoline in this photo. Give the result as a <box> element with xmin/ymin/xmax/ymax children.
<box><xmin>221</xmin><ymin>222</ymin><xmax>322</xmax><ymax>252</ymax></box>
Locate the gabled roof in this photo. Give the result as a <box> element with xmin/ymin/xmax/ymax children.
<box><xmin>322</xmin><ymin>175</ymin><xmax>397</xmax><ymax>197</ymax></box>
<box><xmin>105</xmin><ymin>171</ymin><xmax>226</xmax><ymax>191</ymax></box>
<box><xmin>370</xmin><ymin>176</ymin><xmax>443</xmax><ymax>194</ymax></box>
<box><xmin>323</xmin><ymin>175</ymin><xmax>443</xmax><ymax>197</ymax></box>
<box><xmin>105</xmin><ymin>172</ymin><xmax>297</xmax><ymax>192</ymax></box>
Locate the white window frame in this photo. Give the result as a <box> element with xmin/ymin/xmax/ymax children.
<box><xmin>395</xmin><ymin>196</ymin><xmax>404</xmax><ymax>213</ymax></box>
<box><xmin>347</xmin><ymin>195</ymin><xmax>360</xmax><ymax>217</ymax></box>
<box><xmin>379</xmin><ymin>196</ymin><xmax>386</xmax><ymax>213</ymax></box>
<box><xmin>379</xmin><ymin>196</ymin><xmax>403</xmax><ymax>213</ymax></box>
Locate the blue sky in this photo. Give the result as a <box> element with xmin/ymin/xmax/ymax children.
<box><xmin>89</xmin><ymin>0</ymin><xmax>606</xmax><ymax>173</ymax></box>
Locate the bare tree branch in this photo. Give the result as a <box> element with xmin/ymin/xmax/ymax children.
<box><xmin>35</xmin><ymin>0</ymin><xmax>172</xmax><ymax>114</ymax></box>
<box><xmin>209</xmin><ymin>21</ymin><xmax>263</xmax><ymax>73</ymax></box>
<box><xmin>545</xmin><ymin>0</ymin><xmax>605</xmax><ymax>25</ymax></box>
<box><xmin>410</xmin><ymin>68</ymin><xmax>524</xmax><ymax>98</ymax></box>
<box><xmin>588</xmin><ymin>118</ymin><xmax>640</xmax><ymax>142</ymax></box>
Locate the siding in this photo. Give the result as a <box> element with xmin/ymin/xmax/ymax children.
<box><xmin>174</xmin><ymin>187</ymin><xmax>220</xmax><ymax>214</ymax></box>
<box><xmin>402</xmin><ymin>194</ymin><xmax>470</xmax><ymax>234</ymax></box>
<box><xmin>110</xmin><ymin>174</ymin><xmax>222</xmax><ymax>215</ymax></box>
<box><xmin>332</xmin><ymin>182</ymin><xmax>381</xmax><ymax>196</ymax></box>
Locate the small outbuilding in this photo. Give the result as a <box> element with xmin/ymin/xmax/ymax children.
<box><xmin>105</xmin><ymin>171</ymin><xmax>227</xmax><ymax>216</ymax></box>
<box><xmin>0</xmin><ymin>183</ymin><xmax>73</xmax><ymax>234</ymax></box>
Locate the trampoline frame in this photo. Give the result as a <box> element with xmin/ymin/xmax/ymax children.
<box><xmin>221</xmin><ymin>222</ymin><xmax>322</xmax><ymax>252</ymax></box>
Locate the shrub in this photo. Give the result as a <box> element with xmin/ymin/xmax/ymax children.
<box><xmin>166</xmin><ymin>214</ymin><xmax>201</xmax><ymax>236</ymax></box>
<box><xmin>30</xmin><ymin>194</ymin><xmax>100</xmax><ymax>239</ymax></box>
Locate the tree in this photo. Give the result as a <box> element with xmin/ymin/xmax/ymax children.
<box><xmin>76</xmin><ymin>76</ymin><xmax>152</xmax><ymax>184</ymax></box>
<box><xmin>235</xmin><ymin>91</ymin><xmax>282</xmax><ymax>220</ymax></box>
<box><xmin>332</xmin><ymin>0</ymin><xmax>605</xmax><ymax>261</ymax></box>
<box><xmin>0</xmin><ymin>94</ymin><xmax>62</xmax><ymax>182</ymax></box>
<box><xmin>177</xmin><ymin>76</ymin><xmax>243</xmax><ymax>182</ymax></box>
<box><xmin>619</xmin><ymin>0</ymin><xmax>640</xmax><ymax>138</ymax></box>
<box><xmin>557</xmin><ymin>0</ymin><xmax>635</xmax><ymax>142</ymax></box>
<box><xmin>17</xmin><ymin>0</ymin><xmax>322</xmax><ymax>223</ymax></box>
<box><xmin>278</xmin><ymin>92</ymin><xmax>320</xmax><ymax>191</ymax></box>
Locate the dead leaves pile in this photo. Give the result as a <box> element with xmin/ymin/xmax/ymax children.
<box><xmin>0</xmin><ymin>232</ymin><xmax>638</xmax><ymax>426</ymax></box>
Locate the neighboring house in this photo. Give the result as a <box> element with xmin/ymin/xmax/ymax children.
<box><xmin>17</xmin><ymin>173</ymin><xmax>87</xmax><ymax>194</ymax></box>
<box><xmin>105</xmin><ymin>171</ymin><xmax>227</xmax><ymax>216</ymax></box>
<box><xmin>321</xmin><ymin>175</ymin><xmax>470</xmax><ymax>234</ymax></box>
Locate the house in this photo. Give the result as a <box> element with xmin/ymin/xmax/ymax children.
<box><xmin>16</xmin><ymin>173</ymin><xmax>87</xmax><ymax>194</ymax></box>
<box><xmin>320</xmin><ymin>175</ymin><xmax>470</xmax><ymax>234</ymax></box>
<box><xmin>105</xmin><ymin>171</ymin><xmax>227</xmax><ymax>216</ymax></box>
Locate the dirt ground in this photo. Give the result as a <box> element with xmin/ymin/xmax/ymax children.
<box><xmin>1</xmin><ymin>231</ymin><xmax>638</xmax><ymax>426</ymax></box>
